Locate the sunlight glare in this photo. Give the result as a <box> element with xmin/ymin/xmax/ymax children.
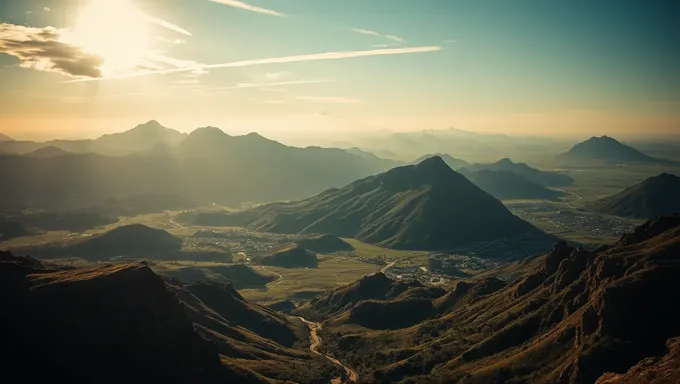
<box><xmin>67</xmin><ymin>0</ymin><xmax>151</xmax><ymax>75</ymax></box>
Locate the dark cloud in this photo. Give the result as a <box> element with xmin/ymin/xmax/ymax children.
<box><xmin>0</xmin><ymin>23</ymin><xmax>103</xmax><ymax>78</ymax></box>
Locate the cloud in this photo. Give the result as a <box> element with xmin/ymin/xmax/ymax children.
<box><xmin>0</xmin><ymin>23</ymin><xmax>103</xmax><ymax>77</ymax></box>
<box><xmin>352</xmin><ymin>28</ymin><xmax>406</xmax><ymax>44</ymax></box>
<box><xmin>352</xmin><ymin>28</ymin><xmax>380</xmax><ymax>37</ymax></box>
<box><xmin>144</xmin><ymin>15</ymin><xmax>192</xmax><ymax>36</ymax></box>
<box><xmin>208</xmin><ymin>0</ymin><xmax>286</xmax><ymax>17</ymax></box>
<box><xmin>296</xmin><ymin>96</ymin><xmax>363</xmax><ymax>104</ymax></box>
<box><xmin>205</xmin><ymin>79</ymin><xmax>332</xmax><ymax>91</ymax></box>
<box><xmin>384</xmin><ymin>35</ymin><xmax>405</xmax><ymax>43</ymax></box>
<box><xmin>44</xmin><ymin>7</ymin><xmax>50</xmax><ymax>12</ymax></box>
<box><xmin>158</xmin><ymin>37</ymin><xmax>187</xmax><ymax>45</ymax></box>
<box><xmin>265</xmin><ymin>71</ymin><xmax>289</xmax><ymax>80</ymax></box>
<box><xmin>66</xmin><ymin>46</ymin><xmax>442</xmax><ymax>82</ymax></box>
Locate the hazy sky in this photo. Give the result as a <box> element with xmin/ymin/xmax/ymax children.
<box><xmin>1</xmin><ymin>0</ymin><xmax>679</xmax><ymax>140</ymax></box>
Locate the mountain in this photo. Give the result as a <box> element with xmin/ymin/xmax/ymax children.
<box><xmin>0</xmin><ymin>219</ymin><xmax>32</xmax><ymax>241</ymax></box>
<box><xmin>300</xmin><ymin>216</ymin><xmax>680</xmax><ymax>383</ymax></box>
<box><xmin>94</xmin><ymin>120</ymin><xmax>186</xmax><ymax>154</ymax></box>
<box><xmin>1</xmin><ymin>252</ymin><xmax>342</xmax><ymax>383</ymax></box>
<box><xmin>557</xmin><ymin>135</ymin><xmax>671</xmax><ymax>163</ymax></box>
<box><xmin>26</xmin><ymin>146</ymin><xmax>69</xmax><ymax>158</ymax></box>
<box><xmin>0</xmin><ymin>133</ymin><xmax>14</xmax><ymax>142</ymax></box>
<box><xmin>158</xmin><ymin>263</ymin><xmax>275</xmax><ymax>289</ymax></box>
<box><xmin>191</xmin><ymin>156</ymin><xmax>541</xmax><ymax>251</ymax></box>
<box><xmin>411</xmin><ymin>153</ymin><xmax>470</xmax><ymax>170</ymax></box>
<box><xmin>587</xmin><ymin>173</ymin><xmax>680</xmax><ymax>218</ymax></box>
<box><xmin>461</xmin><ymin>169</ymin><xmax>565</xmax><ymax>201</ymax></box>
<box><xmin>296</xmin><ymin>234</ymin><xmax>354</xmax><ymax>253</ymax></box>
<box><xmin>258</xmin><ymin>245</ymin><xmax>319</xmax><ymax>268</ymax></box>
<box><xmin>0</xmin><ymin>125</ymin><xmax>393</xmax><ymax>209</ymax></box>
<box><xmin>463</xmin><ymin>157</ymin><xmax>574</xmax><ymax>187</ymax></box>
<box><xmin>343</xmin><ymin>147</ymin><xmax>403</xmax><ymax>169</ymax></box>
<box><xmin>31</xmin><ymin>224</ymin><xmax>183</xmax><ymax>260</ymax></box>
<box><xmin>0</xmin><ymin>120</ymin><xmax>186</xmax><ymax>156</ymax></box>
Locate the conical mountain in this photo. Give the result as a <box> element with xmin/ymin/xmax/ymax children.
<box><xmin>588</xmin><ymin>173</ymin><xmax>680</xmax><ymax>218</ymax></box>
<box><xmin>410</xmin><ymin>153</ymin><xmax>469</xmax><ymax>170</ymax></box>
<box><xmin>94</xmin><ymin>120</ymin><xmax>186</xmax><ymax>153</ymax></box>
<box><xmin>557</xmin><ymin>135</ymin><xmax>666</xmax><ymax>163</ymax></box>
<box><xmin>193</xmin><ymin>156</ymin><xmax>540</xmax><ymax>250</ymax></box>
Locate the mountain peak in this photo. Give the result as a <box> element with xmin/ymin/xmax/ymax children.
<box><xmin>416</xmin><ymin>155</ymin><xmax>450</xmax><ymax>171</ymax></box>
<box><xmin>497</xmin><ymin>157</ymin><xmax>514</xmax><ymax>165</ymax></box>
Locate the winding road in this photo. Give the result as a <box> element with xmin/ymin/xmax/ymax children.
<box><xmin>297</xmin><ymin>317</ymin><xmax>359</xmax><ymax>383</ymax></box>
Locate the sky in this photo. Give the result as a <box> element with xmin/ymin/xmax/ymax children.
<box><xmin>0</xmin><ymin>0</ymin><xmax>679</xmax><ymax>140</ymax></box>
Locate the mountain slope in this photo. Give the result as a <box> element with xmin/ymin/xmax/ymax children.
<box><xmin>1</xmin><ymin>252</ymin><xmax>342</xmax><ymax>383</ymax></box>
<box><xmin>411</xmin><ymin>153</ymin><xmax>470</xmax><ymax>170</ymax></box>
<box><xmin>461</xmin><ymin>169</ymin><xmax>565</xmax><ymax>201</ymax></box>
<box><xmin>309</xmin><ymin>216</ymin><xmax>680</xmax><ymax>383</ymax></box>
<box><xmin>587</xmin><ymin>173</ymin><xmax>680</xmax><ymax>218</ymax></box>
<box><xmin>557</xmin><ymin>136</ymin><xmax>669</xmax><ymax>163</ymax></box>
<box><xmin>0</xmin><ymin>133</ymin><xmax>13</xmax><ymax>142</ymax></box>
<box><xmin>31</xmin><ymin>224</ymin><xmax>184</xmax><ymax>260</ymax></box>
<box><xmin>463</xmin><ymin>158</ymin><xmax>574</xmax><ymax>187</ymax></box>
<box><xmin>192</xmin><ymin>156</ymin><xmax>540</xmax><ymax>251</ymax></box>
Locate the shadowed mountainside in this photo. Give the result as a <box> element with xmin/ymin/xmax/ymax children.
<box><xmin>296</xmin><ymin>234</ymin><xmax>354</xmax><ymax>253</ymax></box>
<box><xmin>26</xmin><ymin>224</ymin><xmax>183</xmax><ymax>260</ymax></box>
<box><xmin>587</xmin><ymin>173</ymin><xmax>680</xmax><ymax>218</ymax></box>
<box><xmin>0</xmin><ymin>219</ymin><xmax>32</xmax><ymax>241</ymax></box>
<box><xmin>461</xmin><ymin>169</ymin><xmax>565</xmax><ymax>201</ymax></box>
<box><xmin>0</xmin><ymin>252</ymin><xmax>341</xmax><ymax>383</ymax></box>
<box><xmin>557</xmin><ymin>136</ymin><xmax>672</xmax><ymax>164</ymax></box>
<box><xmin>190</xmin><ymin>156</ymin><xmax>541</xmax><ymax>251</ymax></box>
<box><xmin>257</xmin><ymin>245</ymin><xmax>319</xmax><ymax>269</ymax></box>
<box><xmin>299</xmin><ymin>216</ymin><xmax>680</xmax><ymax>383</ymax></box>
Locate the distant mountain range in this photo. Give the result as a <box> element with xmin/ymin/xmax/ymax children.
<box><xmin>189</xmin><ymin>156</ymin><xmax>541</xmax><ymax>251</ymax></box>
<box><xmin>1</xmin><ymin>252</ymin><xmax>342</xmax><ymax>383</ymax></box>
<box><xmin>294</xmin><ymin>216</ymin><xmax>680</xmax><ymax>383</ymax></box>
<box><xmin>463</xmin><ymin>158</ymin><xmax>574</xmax><ymax>187</ymax></box>
<box><xmin>557</xmin><ymin>135</ymin><xmax>673</xmax><ymax>163</ymax></box>
<box><xmin>26</xmin><ymin>146</ymin><xmax>70</xmax><ymax>158</ymax></box>
<box><xmin>0</xmin><ymin>120</ymin><xmax>186</xmax><ymax>156</ymax></box>
<box><xmin>410</xmin><ymin>153</ymin><xmax>470</xmax><ymax>170</ymax></box>
<box><xmin>0</xmin><ymin>122</ymin><xmax>395</xmax><ymax>208</ymax></box>
<box><xmin>0</xmin><ymin>133</ymin><xmax>14</xmax><ymax>142</ymax></box>
<box><xmin>461</xmin><ymin>169</ymin><xmax>565</xmax><ymax>201</ymax></box>
<box><xmin>587</xmin><ymin>173</ymin><xmax>680</xmax><ymax>218</ymax></box>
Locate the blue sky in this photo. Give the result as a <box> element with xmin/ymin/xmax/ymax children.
<box><xmin>0</xmin><ymin>0</ymin><xmax>678</xmax><ymax>140</ymax></box>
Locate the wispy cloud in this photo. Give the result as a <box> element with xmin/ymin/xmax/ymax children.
<box><xmin>444</xmin><ymin>39</ymin><xmax>458</xmax><ymax>44</ymax></box>
<box><xmin>208</xmin><ymin>0</ymin><xmax>286</xmax><ymax>17</ymax></box>
<box><xmin>352</xmin><ymin>28</ymin><xmax>406</xmax><ymax>44</ymax></box>
<box><xmin>0</xmin><ymin>23</ymin><xmax>103</xmax><ymax>77</ymax></box>
<box><xmin>265</xmin><ymin>71</ymin><xmax>289</xmax><ymax>80</ymax></box>
<box><xmin>352</xmin><ymin>28</ymin><xmax>380</xmax><ymax>37</ymax></box>
<box><xmin>205</xmin><ymin>79</ymin><xmax>332</xmax><ymax>91</ymax></box>
<box><xmin>384</xmin><ymin>35</ymin><xmax>405</xmax><ymax>43</ymax></box>
<box><xmin>296</xmin><ymin>96</ymin><xmax>363</xmax><ymax>104</ymax></box>
<box><xmin>144</xmin><ymin>15</ymin><xmax>192</xmax><ymax>36</ymax></box>
<box><xmin>66</xmin><ymin>46</ymin><xmax>442</xmax><ymax>82</ymax></box>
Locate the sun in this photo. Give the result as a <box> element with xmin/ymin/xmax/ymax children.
<box><xmin>66</xmin><ymin>0</ymin><xmax>151</xmax><ymax>75</ymax></box>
